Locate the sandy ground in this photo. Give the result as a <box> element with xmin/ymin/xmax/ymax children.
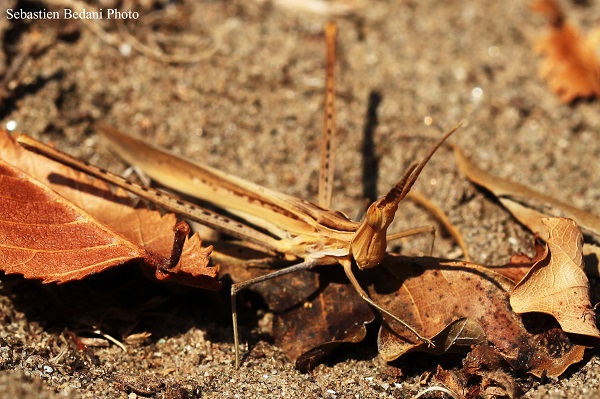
<box><xmin>1</xmin><ymin>0</ymin><xmax>600</xmax><ymax>397</ymax></box>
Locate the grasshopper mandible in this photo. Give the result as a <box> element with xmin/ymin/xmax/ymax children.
<box><xmin>17</xmin><ymin>23</ymin><xmax>460</xmax><ymax>368</ymax></box>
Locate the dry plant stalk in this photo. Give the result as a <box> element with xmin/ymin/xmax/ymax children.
<box><xmin>17</xmin><ymin>23</ymin><xmax>463</xmax><ymax>368</ymax></box>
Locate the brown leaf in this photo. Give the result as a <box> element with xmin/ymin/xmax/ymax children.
<box><xmin>153</xmin><ymin>221</ymin><xmax>216</xmax><ymax>288</ymax></box>
<box><xmin>510</xmin><ymin>218</ymin><xmax>600</xmax><ymax>338</ymax></box>
<box><xmin>367</xmin><ymin>255</ymin><xmax>588</xmax><ymax>377</ymax></box>
<box><xmin>532</xmin><ymin>0</ymin><xmax>600</xmax><ymax>103</ymax></box>
<box><xmin>0</xmin><ymin>158</ymin><xmax>145</xmax><ymax>282</ymax></box>
<box><xmin>463</xmin><ymin>345</ymin><xmax>523</xmax><ymax>399</ymax></box>
<box><xmin>220</xmin><ymin>253</ymin><xmax>375</xmax><ymax>370</ymax></box>
<box><xmin>271</xmin><ymin>267</ymin><xmax>375</xmax><ymax>371</ymax></box>
<box><xmin>0</xmin><ymin>129</ymin><xmax>219</xmax><ymax>289</ymax></box>
<box><xmin>434</xmin><ymin>367</ymin><xmax>469</xmax><ymax>399</ymax></box>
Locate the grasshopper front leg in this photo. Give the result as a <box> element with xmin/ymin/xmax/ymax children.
<box><xmin>339</xmin><ymin>258</ymin><xmax>434</xmax><ymax>347</ymax></box>
<box><xmin>345</xmin><ymin>125</ymin><xmax>461</xmax><ymax>346</ymax></box>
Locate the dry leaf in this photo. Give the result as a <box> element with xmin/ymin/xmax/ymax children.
<box><xmin>0</xmin><ymin>158</ymin><xmax>149</xmax><ymax>282</ymax></box>
<box><xmin>0</xmin><ymin>129</ymin><xmax>219</xmax><ymax>289</ymax></box>
<box><xmin>272</xmin><ymin>267</ymin><xmax>375</xmax><ymax>371</ymax></box>
<box><xmin>532</xmin><ymin>0</ymin><xmax>600</xmax><ymax>103</ymax></box>
<box><xmin>490</xmin><ymin>238</ymin><xmax>546</xmax><ymax>282</ymax></box>
<box><xmin>453</xmin><ymin>146</ymin><xmax>600</xmax><ymax>245</ymax></box>
<box><xmin>434</xmin><ymin>367</ymin><xmax>469</xmax><ymax>399</ymax></box>
<box><xmin>219</xmin><ymin>253</ymin><xmax>375</xmax><ymax>371</ymax></box>
<box><xmin>367</xmin><ymin>255</ymin><xmax>587</xmax><ymax>377</ymax></box>
<box><xmin>510</xmin><ymin>218</ymin><xmax>600</xmax><ymax>338</ymax></box>
<box><xmin>436</xmin><ymin>355</ymin><xmax>523</xmax><ymax>399</ymax></box>
<box><xmin>454</xmin><ymin>145</ymin><xmax>600</xmax><ymax>281</ymax></box>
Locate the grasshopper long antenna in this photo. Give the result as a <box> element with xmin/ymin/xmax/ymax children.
<box><xmin>399</xmin><ymin>123</ymin><xmax>462</xmax><ymax>200</ymax></box>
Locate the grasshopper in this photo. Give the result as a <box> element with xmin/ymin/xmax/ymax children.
<box><xmin>17</xmin><ymin>23</ymin><xmax>460</xmax><ymax>368</ymax></box>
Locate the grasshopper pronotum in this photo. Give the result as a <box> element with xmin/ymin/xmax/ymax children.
<box><xmin>17</xmin><ymin>23</ymin><xmax>460</xmax><ymax>368</ymax></box>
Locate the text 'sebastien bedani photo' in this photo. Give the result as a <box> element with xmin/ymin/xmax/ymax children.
<box><xmin>6</xmin><ymin>7</ymin><xmax>138</xmax><ymax>20</ymax></box>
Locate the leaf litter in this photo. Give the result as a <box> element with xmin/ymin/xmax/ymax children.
<box><xmin>1</xmin><ymin>2</ymin><xmax>600</xmax><ymax>396</ymax></box>
<box><xmin>4</xmin><ymin>127</ymin><xmax>599</xmax><ymax>393</ymax></box>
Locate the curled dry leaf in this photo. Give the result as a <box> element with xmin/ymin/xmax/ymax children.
<box><xmin>436</xmin><ymin>351</ymin><xmax>524</xmax><ymax>399</ymax></box>
<box><xmin>433</xmin><ymin>367</ymin><xmax>468</xmax><ymax>399</ymax></box>
<box><xmin>367</xmin><ymin>255</ymin><xmax>587</xmax><ymax>377</ymax></box>
<box><xmin>510</xmin><ymin>218</ymin><xmax>600</xmax><ymax>338</ymax></box>
<box><xmin>465</xmin><ymin>346</ymin><xmax>524</xmax><ymax>399</ymax></box>
<box><xmin>532</xmin><ymin>0</ymin><xmax>600</xmax><ymax>103</ymax></box>
<box><xmin>0</xmin><ymin>129</ymin><xmax>219</xmax><ymax>289</ymax></box>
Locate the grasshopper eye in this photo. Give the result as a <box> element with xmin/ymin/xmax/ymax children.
<box><xmin>365</xmin><ymin>205</ymin><xmax>383</xmax><ymax>229</ymax></box>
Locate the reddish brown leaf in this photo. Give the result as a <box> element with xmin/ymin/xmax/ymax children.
<box><xmin>435</xmin><ymin>346</ymin><xmax>527</xmax><ymax>398</ymax></box>
<box><xmin>367</xmin><ymin>255</ymin><xmax>588</xmax><ymax>377</ymax></box>
<box><xmin>434</xmin><ymin>367</ymin><xmax>469</xmax><ymax>399</ymax></box>
<box><xmin>532</xmin><ymin>0</ymin><xmax>600</xmax><ymax>103</ymax></box>
<box><xmin>0</xmin><ymin>129</ymin><xmax>219</xmax><ymax>289</ymax></box>
<box><xmin>462</xmin><ymin>345</ymin><xmax>524</xmax><ymax>398</ymax></box>
<box><xmin>0</xmin><ymin>159</ymin><xmax>145</xmax><ymax>282</ymax></box>
<box><xmin>490</xmin><ymin>239</ymin><xmax>546</xmax><ymax>282</ymax></box>
<box><xmin>510</xmin><ymin>218</ymin><xmax>600</xmax><ymax>338</ymax></box>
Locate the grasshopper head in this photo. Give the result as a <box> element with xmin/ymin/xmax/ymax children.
<box><xmin>350</xmin><ymin>125</ymin><xmax>460</xmax><ymax>270</ymax></box>
<box><xmin>350</xmin><ymin>197</ymin><xmax>399</xmax><ymax>269</ymax></box>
